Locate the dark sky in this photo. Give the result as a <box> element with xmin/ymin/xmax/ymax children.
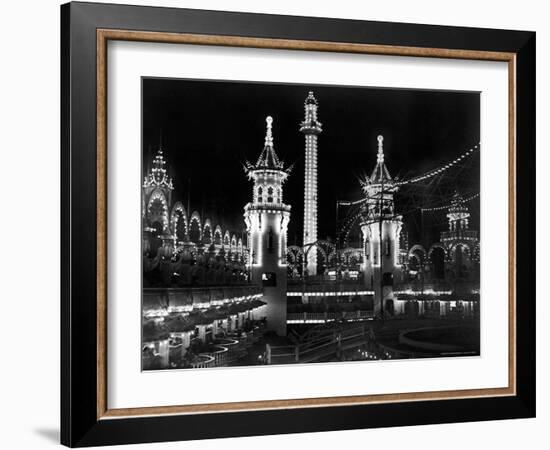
<box><xmin>142</xmin><ymin>78</ymin><xmax>480</xmax><ymax>247</ymax></box>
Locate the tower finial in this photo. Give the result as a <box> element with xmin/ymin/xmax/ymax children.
<box><xmin>305</xmin><ymin>91</ymin><xmax>318</xmax><ymax>105</ymax></box>
<box><xmin>159</xmin><ymin>129</ymin><xmax>163</xmax><ymax>152</ymax></box>
<box><xmin>265</xmin><ymin>116</ymin><xmax>274</xmax><ymax>147</ymax></box>
<box><xmin>377</xmin><ymin>135</ymin><xmax>384</xmax><ymax>163</ymax></box>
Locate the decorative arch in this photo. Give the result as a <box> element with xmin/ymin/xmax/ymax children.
<box><xmin>170</xmin><ymin>202</ymin><xmax>188</xmax><ymax>241</ymax></box>
<box><xmin>230</xmin><ymin>234</ymin><xmax>237</xmax><ymax>253</ymax></box>
<box><xmin>147</xmin><ymin>189</ymin><xmax>169</xmax><ymax>231</ymax></box>
<box><xmin>286</xmin><ymin>250</ymin><xmax>297</xmax><ymax>263</ymax></box>
<box><xmin>318</xmin><ymin>246</ymin><xmax>330</xmax><ymax>264</ymax></box>
<box><xmin>202</xmin><ymin>218</ymin><xmax>213</xmax><ymax>244</ymax></box>
<box><xmin>408</xmin><ymin>244</ymin><xmax>427</xmax><ymax>262</ymax></box>
<box><xmin>188</xmin><ymin>211</ymin><xmax>202</xmax><ymax>243</ymax></box>
<box><xmin>309</xmin><ymin>240</ymin><xmax>335</xmax><ymax>268</ymax></box>
<box><xmin>287</xmin><ymin>245</ymin><xmax>304</xmax><ymax>258</ymax></box>
<box><xmin>315</xmin><ymin>240</ymin><xmax>335</xmax><ymax>255</ymax></box>
<box><xmin>223</xmin><ymin>230</ymin><xmax>231</xmax><ymax>246</ymax></box>
<box><xmin>286</xmin><ymin>246</ymin><xmax>304</xmax><ymax>277</ymax></box>
<box><xmin>213</xmin><ymin>225</ymin><xmax>223</xmax><ymax>245</ymax></box>
<box><xmin>450</xmin><ymin>243</ymin><xmax>472</xmax><ymax>261</ymax></box>
<box><xmin>428</xmin><ymin>243</ymin><xmax>446</xmax><ymax>258</ymax></box>
<box><xmin>223</xmin><ymin>230</ymin><xmax>231</xmax><ymax>255</ymax></box>
<box><xmin>408</xmin><ymin>253</ymin><xmax>422</xmax><ymax>272</ymax></box>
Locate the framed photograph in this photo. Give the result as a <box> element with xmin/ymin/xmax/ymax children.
<box><xmin>61</xmin><ymin>2</ymin><xmax>536</xmax><ymax>447</ymax></box>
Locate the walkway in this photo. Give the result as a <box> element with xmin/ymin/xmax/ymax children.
<box><xmin>267</xmin><ymin>324</ymin><xmax>374</xmax><ymax>364</ymax></box>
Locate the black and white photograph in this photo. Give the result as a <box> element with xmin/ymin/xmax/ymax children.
<box><xmin>141</xmin><ymin>78</ymin><xmax>481</xmax><ymax>371</ymax></box>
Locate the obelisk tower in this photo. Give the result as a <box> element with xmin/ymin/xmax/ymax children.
<box><xmin>300</xmin><ymin>91</ymin><xmax>322</xmax><ymax>276</ymax></box>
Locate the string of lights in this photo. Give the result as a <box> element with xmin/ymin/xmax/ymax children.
<box><xmin>395</xmin><ymin>143</ymin><xmax>480</xmax><ymax>186</ymax></box>
<box><xmin>337</xmin><ymin>142</ymin><xmax>480</xmax><ymax>209</ymax></box>
<box><xmin>420</xmin><ymin>192</ymin><xmax>480</xmax><ymax>212</ymax></box>
<box><xmin>337</xmin><ymin>198</ymin><xmax>365</xmax><ymax>206</ymax></box>
<box><xmin>331</xmin><ymin>143</ymin><xmax>480</xmax><ymax>247</ymax></box>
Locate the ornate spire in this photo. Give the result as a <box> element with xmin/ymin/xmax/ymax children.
<box><xmin>245</xmin><ymin>116</ymin><xmax>289</xmax><ymax>173</ymax></box>
<box><xmin>377</xmin><ymin>135</ymin><xmax>384</xmax><ymax>163</ymax></box>
<box><xmin>264</xmin><ymin>115</ymin><xmax>274</xmax><ymax>147</ymax></box>
<box><xmin>368</xmin><ymin>134</ymin><xmax>392</xmax><ymax>184</ymax></box>
<box><xmin>300</xmin><ymin>91</ymin><xmax>322</xmax><ymax>135</ymax></box>
<box><xmin>143</xmin><ymin>144</ymin><xmax>173</xmax><ymax>189</ymax></box>
<box><xmin>304</xmin><ymin>91</ymin><xmax>318</xmax><ymax>105</ymax></box>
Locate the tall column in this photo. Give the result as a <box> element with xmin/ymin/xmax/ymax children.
<box><xmin>300</xmin><ymin>92</ymin><xmax>322</xmax><ymax>276</ymax></box>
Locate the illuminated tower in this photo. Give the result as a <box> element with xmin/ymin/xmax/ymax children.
<box><xmin>244</xmin><ymin>116</ymin><xmax>292</xmax><ymax>336</ymax></box>
<box><xmin>360</xmin><ymin>135</ymin><xmax>403</xmax><ymax>316</ymax></box>
<box><xmin>446</xmin><ymin>192</ymin><xmax>471</xmax><ymax>233</ymax></box>
<box><xmin>441</xmin><ymin>192</ymin><xmax>479</xmax><ymax>279</ymax></box>
<box><xmin>143</xmin><ymin>145</ymin><xmax>174</xmax><ymax>221</ymax></box>
<box><xmin>300</xmin><ymin>91</ymin><xmax>322</xmax><ymax>276</ymax></box>
<box><xmin>142</xmin><ymin>145</ymin><xmax>174</xmax><ymax>259</ymax></box>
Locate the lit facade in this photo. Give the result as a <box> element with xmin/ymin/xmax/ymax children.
<box><xmin>244</xmin><ymin>116</ymin><xmax>292</xmax><ymax>336</ymax></box>
<box><xmin>141</xmin><ymin>146</ymin><xmax>249</xmax><ymax>286</ymax></box>
<box><xmin>300</xmin><ymin>92</ymin><xmax>323</xmax><ymax>276</ymax></box>
<box><xmin>141</xmin><ymin>147</ymin><xmax>266</xmax><ymax>371</ymax></box>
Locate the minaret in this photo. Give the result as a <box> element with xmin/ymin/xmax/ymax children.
<box><xmin>446</xmin><ymin>192</ymin><xmax>470</xmax><ymax>233</ymax></box>
<box><xmin>143</xmin><ymin>144</ymin><xmax>174</xmax><ymax>215</ymax></box>
<box><xmin>300</xmin><ymin>91</ymin><xmax>322</xmax><ymax>276</ymax></box>
<box><xmin>142</xmin><ymin>144</ymin><xmax>175</xmax><ymax>260</ymax></box>
<box><xmin>244</xmin><ymin>116</ymin><xmax>292</xmax><ymax>336</ymax></box>
<box><xmin>360</xmin><ymin>135</ymin><xmax>403</xmax><ymax>316</ymax></box>
<box><xmin>441</xmin><ymin>192</ymin><xmax>479</xmax><ymax>280</ymax></box>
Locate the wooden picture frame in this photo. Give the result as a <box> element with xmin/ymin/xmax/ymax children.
<box><xmin>61</xmin><ymin>2</ymin><xmax>535</xmax><ymax>446</ymax></box>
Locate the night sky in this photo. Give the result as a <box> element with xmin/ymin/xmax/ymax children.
<box><xmin>142</xmin><ymin>78</ymin><xmax>480</xmax><ymax>246</ymax></box>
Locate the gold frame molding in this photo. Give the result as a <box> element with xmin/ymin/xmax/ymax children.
<box><xmin>96</xmin><ymin>29</ymin><xmax>516</xmax><ymax>420</ymax></box>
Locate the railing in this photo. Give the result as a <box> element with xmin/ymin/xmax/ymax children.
<box><xmin>191</xmin><ymin>354</ymin><xmax>216</xmax><ymax>369</ymax></box>
<box><xmin>267</xmin><ymin>324</ymin><xmax>373</xmax><ymax>365</ymax></box>
<box><xmin>209</xmin><ymin>345</ymin><xmax>229</xmax><ymax>366</ymax></box>
<box><xmin>143</xmin><ymin>284</ymin><xmax>263</xmax><ymax>314</ymax></box>
<box><xmin>188</xmin><ymin>334</ymin><xmax>252</xmax><ymax>368</ymax></box>
<box><xmin>394</xmin><ymin>282</ymin><xmax>453</xmax><ymax>294</ymax></box>
<box><xmin>287</xmin><ymin>282</ymin><xmax>374</xmax><ymax>297</ymax></box>
<box><xmin>287</xmin><ymin>311</ymin><xmax>374</xmax><ymax>323</ymax></box>
<box><xmin>214</xmin><ymin>338</ymin><xmax>243</xmax><ymax>363</ymax></box>
<box><xmin>440</xmin><ymin>230</ymin><xmax>478</xmax><ymax>241</ymax></box>
<box><xmin>288</xmin><ymin>277</ymin><xmax>365</xmax><ymax>285</ymax></box>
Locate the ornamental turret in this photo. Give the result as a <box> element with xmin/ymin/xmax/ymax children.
<box><xmin>446</xmin><ymin>192</ymin><xmax>470</xmax><ymax>232</ymax></box>
<box><xmin>244</xmin><ymin>116</ymin><xmax>291</xmax><ymax>335</ymax></box>
<box><xmin>440</xmin><ymin>192</ymin><xmax>479</xmax><ymax>280</ymax></box>
<box><xmin>142</xmin><ymin>144</ymin><xmax>175</xmax><ymax>260</ymax></box>
<box><xmin>360</xmin><ymin>135</ymin><xmax>403</xmax><ymax>316</ymax></box>
<box><xmin>143</xmin><ymin>145</ymin><xmax>174</xmax><ymax>227</ymax></box>
<box><xmin>300</xmin><ymin>91</ymin><xmax>323</xmax><ymax>276</ymax></box>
